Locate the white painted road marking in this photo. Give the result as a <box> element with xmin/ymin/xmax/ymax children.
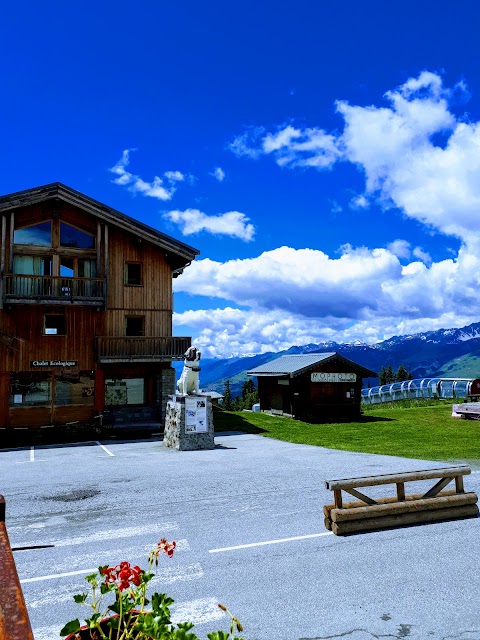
<box><xmin>30</xmin><ymin>446</ymin><xmax>34</xmax><ymax>462</ymax></box>
<box><xmin>96</xmin><ymin>440</ymin><xmax>115</xmax><ymax>456</ymax></box>
<box><xmin>52</xmin><ymin>522</ymin><xmax>179</xmax><ymax>547</ymax></box>
<box><xmin>171</xmin><ymin>597</ymin><xmax>225</xmax><ymax>625</ymax></box>
<box><xmin>21</xmin><ymin>568</ymin><xmax>97</xmax><ymax>583</ymax></box>
<box><xmin>209</xmin><ymin>531</ymin><xmax>334</xmax><ymax>553</ymax></box>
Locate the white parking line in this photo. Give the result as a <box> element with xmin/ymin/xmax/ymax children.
<box><xmin>30</xmin><ymin>446</ymin><xmax>34</xmax><ymax>462</ymax></box>
<box><xmin>96</xmin><ymin>441</ymin><xmax>115</xmax><ymax>456</ymax></box>
<box><xmin>209</xmin><ymin>531</ymin><xmax>333</xmax><ymax>553</ymax></box>
<box><xmin>21</xmin><ymin>568</ymin><xmax>97</xmax><ymax>583</ymax></box>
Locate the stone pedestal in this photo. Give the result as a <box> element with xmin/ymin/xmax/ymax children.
<box><xmin>163</xmin><ymin>394</ymin><xmax>215</xmax><ymax>451</ymax></box>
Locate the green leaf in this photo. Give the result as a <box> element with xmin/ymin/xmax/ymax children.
<box><xmin>73</xmin><ymin>593</ymin><xmax>88</xmax><ymax>604</ymax></box>
<box><xmin>59</xmin><ymin>619</ymin><xmax>81</xmax><ymax>636</ymax></box>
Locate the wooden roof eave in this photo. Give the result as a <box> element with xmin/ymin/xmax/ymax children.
<box><xmin>0</xmin><ymin>182</ymin><xmax>200</xmax><ymax>267</ymax></box>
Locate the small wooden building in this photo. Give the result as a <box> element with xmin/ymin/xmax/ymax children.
<box><xmin>248</xmin><ymin>353</ymin><xmax>377</xmax><ymax>422</ymax></box>
<box><xmin>0</xmin><ymin>182</ymin><xmax>199</xmax><ymax>430</ymax></box>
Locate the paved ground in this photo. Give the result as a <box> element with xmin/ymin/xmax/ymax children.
<box><xmin>1</xmin><ymin>432</ymin><xmax>480</xmax><ymax>640</ymax></box>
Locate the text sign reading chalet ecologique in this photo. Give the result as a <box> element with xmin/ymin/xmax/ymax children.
<box><xmin>311</xmin><ymin>372</ymin><xmax>357</xmax><ymax>383</ymax></box>
<box><xmin>31</xmin><ymin>360</ymin><xmax>78</xmax><ymax>367</ymax></box>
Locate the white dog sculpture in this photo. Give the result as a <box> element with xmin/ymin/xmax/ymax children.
<box><xmin>177</xmin><ymin>346</ymin><xmax>201</xmax><ymax>395</ymax></box>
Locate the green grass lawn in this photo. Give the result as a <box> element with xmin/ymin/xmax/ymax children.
<box><xmin>214</xmin><ymin>402</ymin><xmax>480</xmax><ymax>461</ymax></box>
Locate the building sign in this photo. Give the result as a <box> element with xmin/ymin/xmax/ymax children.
<box><xmin>311</xmin><ymin>372</ymin><xmax>357</xmax><ymax>383</ymax></box>
<box><xmin>31</xmin><ymin>360</ymin><xmax>78</xmax><ymax>367</ymax></box>
<box><xmin>185</xmin><ymin>397</ymin><xmax>208</xmax><ymax>433</ymax></box>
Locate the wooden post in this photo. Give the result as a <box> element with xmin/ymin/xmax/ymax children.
<box><xmin>455</xmin><ymin>475</ymin><xmax>464</xmax><ymax>493</ymax></box>
<box><xmin>333</xmin><ymin>489</ymin><xmax>343</xmax><ymax>509</ymax></box>
<box><xmin>0</xmin><ymin>215</ymin><xmax>6</xmax><ymax>309</ymax></box>
<box><xmin>396</xmin><ymin>482</ymin><xmax>405</xmax><ymax>501</ymax></box>
<box><xmin>103</xmin><ymin>223</ymin><xmax>108</xmax><ymax>306</ymax></box>
<box><xmin>9</xmin><ymin>212</ymin><xmax>14</xmax><ymax>273</ymax></box>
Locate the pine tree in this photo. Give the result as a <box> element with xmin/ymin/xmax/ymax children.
<box><xmin>379</xmin><ymin>366</ymin><xmax>387</xmax><ymax>385</ymax></box>
<box><xmin>222</xmin><ymin>379</ymin><xmax>233</xmax><ymax>411</ymax></box>
<box><xmin>385</xmin><ymin>364</ymin><xmax>395</xmax><ymax>384</ymax></box>
<box><xmin>395</xmin><ymin>363</ymin><xmax>409</xmax><ymax>382</ymax></box>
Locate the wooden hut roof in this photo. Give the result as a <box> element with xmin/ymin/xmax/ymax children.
<box><xmin>247</xmin><ymin>353</ymin><xmax>377</xmax><ymax>378</ymax></box>
<box><xmin>0</xmin><ymin>182</ymin><xmax>200</xmax><ymax>271</ymax></box>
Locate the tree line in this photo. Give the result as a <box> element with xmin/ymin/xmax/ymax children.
<box><xmin>222</xmin><ymin>378</ymin><xmax>259</xmax><ymax>411</ymax></box>
<box><xmin>379</xmin><ymin>363</ymin><xmax>413</xmax><ymax>385</ymax></box>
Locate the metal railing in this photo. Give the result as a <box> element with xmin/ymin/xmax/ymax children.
<box><xmin>96</xmin><ymin>336</ymin><xmax>191</xmax><ymax>362</ymax></box>
<box><xmin>4</xmin><ymin>275</ymin><xmax>104</xmax><ymax>303</ymax></box>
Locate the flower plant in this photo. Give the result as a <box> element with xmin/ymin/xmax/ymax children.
<box><xmin>60</xmin><ymin>538</ymin><xmax>245</xmax><ymax>640</ymax></box>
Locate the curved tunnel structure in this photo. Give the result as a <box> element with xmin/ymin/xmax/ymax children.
<box><xmin>361</xmin><ymin>378</ymin><xmax>480</xmax><ymax>405</ymax></box>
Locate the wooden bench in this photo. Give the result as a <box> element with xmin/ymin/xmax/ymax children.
<box><xmin>324</xmin><ymin>465</ymin><xmax>478</xmax><ymax>535</ymax></box>
<box><xmin>0</xmin><ymin>496</ymin><xmax>34</xmax><ymax>640</ymax></box>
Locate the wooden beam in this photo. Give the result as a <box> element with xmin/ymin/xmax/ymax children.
<box><xmin>343</xmin><ymin>488</ymin><xmax>378</xmax><ymax>505</ymax></box>
<box><xmin>325</xmin><ymin>465</ymin><xmax>471</xmax><ymax>491</ymax></box>
<box><xmin>0</xmin><ymin>215</ymin><xmax>6</xmax><ymax>310</ymax></box>
<box><xmin>323</xmin><ymin>489</ymin><xmax>458</xmax><ymax>519</ymax></box>
<box><xmin>103</xmin><ymin>223</ymin><xmax>108</xmax><ymax>306</ymax></box>
<box><xmin>96</xmin><ymin>221</ymin><xmax>101</xmax><ymax>275</ymax></box>
<box><xmin>332</xmin><ymin>504</ymin><xmax>479</xmax><ymax>535</ymax></box>
<box><xmin>396</xmin><ymin>482</ymin><xmax>405</xmax><ymax>501</ymax></box>
<box><xmin>9</xmin><ymin>212</ymin><xmax>14</xmax><ymax>272</ymax></box>
<box><xmin>330</xmin><ymin>492</ymin><xmax>478</xmax><ymax>523</ymax></box>
<box><xmin>422</xmin><ymin>477</ymin><xmax>453</xmax><ymax>499</ymax></box>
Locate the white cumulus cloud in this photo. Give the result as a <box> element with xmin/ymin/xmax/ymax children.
<box><xmin>174</xmin><ymin>240</ymin><xmax>480</xmax><ymax>357</ymax></box>
<box><xmin>164</xmin><ymin>208</ymin><xmax>255</xmax><ymax>241</ymax></box>
<box><xmin>230</xmin><ymin>71</ymin><xmax>480</xmax><ymax>245</ymax></box>
<box><xmin>110</xmin><ymin>149</ymin><xmax>189</xmax><ymax>201</ymax></box>
<box><xmin>210</xmin><ymin>167</ymin><xmax>226</xmax><ymax>182</ymax></box>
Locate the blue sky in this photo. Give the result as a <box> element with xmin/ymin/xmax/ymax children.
<box><xmin>2</xmin><ymin>2</ymin><xmax>480</xmax><ymax>357</ymax></box>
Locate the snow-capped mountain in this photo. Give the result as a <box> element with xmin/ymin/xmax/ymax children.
<box><xmin>196</xmin><ymin>321</ymin><xmax>480</xmax><ymax>397</ymax></box>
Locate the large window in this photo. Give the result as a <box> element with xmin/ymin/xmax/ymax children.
<box><xmin>55</xmin><ymin>374</ymin><xmax>95</xmax><ymax>406</ymax></box>
<box><xmin>10</xmin><ymin>373</ymin><xmax>52</xmax><ymax>407</ymax></box>
<box><xmin>14</xmin><ymin>222</ymin><xmax>52</xmax><ymax>246</ymax></box>
<box><xmin>105</xmin><ymin>379</ymin><xmax>145</xmax><ymax>406</ymax></box>
<box><xmin>60</xmin><ymin>222</ymin><xmax>95</xmax><ymax>249</ymax></box>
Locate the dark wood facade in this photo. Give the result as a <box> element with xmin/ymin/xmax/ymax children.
<box><xmin>249</xmin><ymin>354</ymin><xmax>377</xmax><ymax>422</ymax></box>
<box><xmin>0</xmin><ymin>183</ymin><xmax>199</xmax><ymax>429</ymax></box>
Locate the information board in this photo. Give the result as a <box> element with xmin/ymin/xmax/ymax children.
<box><xmin>185</xmin><ymin>397</ymin><xmax>208</xmax><ymax>433</ymax></box>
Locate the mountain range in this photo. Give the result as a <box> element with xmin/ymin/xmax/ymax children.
<box><xmin>176</xmin><ymin>321</ymin><xmax>480</xmax><ymax>398</ymax></box>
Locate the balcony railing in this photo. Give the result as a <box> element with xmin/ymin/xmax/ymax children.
<box><xmin>4</xmin><ymin>275</ymin><xmax>105</xmax><ymax>304</ymax></box>
<box><xmin>96</xmin><ymin>336</ymin><xmax>191</xmax><ymax>363</ymax></box>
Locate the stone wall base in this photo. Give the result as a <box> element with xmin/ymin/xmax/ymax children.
<box><xmin>163</xmin><ymin>394</ymin><xmax>215</xmax><ymax>451</ymax></box>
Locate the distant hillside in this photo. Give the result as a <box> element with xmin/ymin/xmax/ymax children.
<box><xmin>185</xmin><ymin>321</ymin><xmax>480</xmax><ymax>397</ymax></box>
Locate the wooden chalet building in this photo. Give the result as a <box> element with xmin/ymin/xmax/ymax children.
<box><xmin>0</xmin><ymin>183</ymin><xmax>199</xmax><ymax>429</ymax></box>
<box><xmin>248</xmin><ymin>353</ymin><xmax>377</xmax><ymax>421</ymax></box>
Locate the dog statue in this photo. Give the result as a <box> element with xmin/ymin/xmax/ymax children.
<box><xmin>177</xmin><ymin>346</ymin><xmax>201</xmax><ymax>395</ymax></box>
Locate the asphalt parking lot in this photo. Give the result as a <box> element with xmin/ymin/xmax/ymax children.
<box><xmin>1</xmin><ymin>432</ymin><xmax>480</xmax><ymax>640</ymax></box>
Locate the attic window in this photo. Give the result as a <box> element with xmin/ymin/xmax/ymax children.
<box><xmin>14</xmin><ymin>222</ymin><xmax>52</xmax><ymax>246</ymax></box>
<box><xmin>60</xmin><ymin>222</ymin><xmax>95</xmax><ymax>249</ymax></box>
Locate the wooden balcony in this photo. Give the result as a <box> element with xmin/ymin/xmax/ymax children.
<box><xmin>4</xmin><ymin>275</ymin><xmax>105</xmax><ymax>305</ymax></box>
<box><xmin>96</xmin><ymin>336</ymin><xmax>191</xmax><ymax>363</ymax></box>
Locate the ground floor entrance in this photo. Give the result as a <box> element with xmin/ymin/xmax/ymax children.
<box><xmin>0</xmin><ymin>365</ymin><xmax>175</xmax><ymax>428</ymax></box>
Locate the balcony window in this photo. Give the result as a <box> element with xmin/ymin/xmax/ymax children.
<box><xmin>105</xmin><ymin>378</ymin><xmax>145</xmax><ymax>405</ymax></box>
<box><xmin>44</xmin><ymin>314</ymin><xmax>66</xmax><ymax>335</ymax></box>
<box><xmin>14</xmin><ymin>221</ymin><xmax>52</xmax><ymax>246</ymax></box>
<box><xmin>126</xmin><ymin>316</ymin><xmax>144</xmax><ymax>336</ymax></box>
<box><xmin>60</xmin><ymin>222</ymin><xmax>95</xmax><ymax>249</ymax></box>
<box><xmin>125</xmin><ymin>262</ymin><xmax>143</xmax><ymax>286</ymax></box>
